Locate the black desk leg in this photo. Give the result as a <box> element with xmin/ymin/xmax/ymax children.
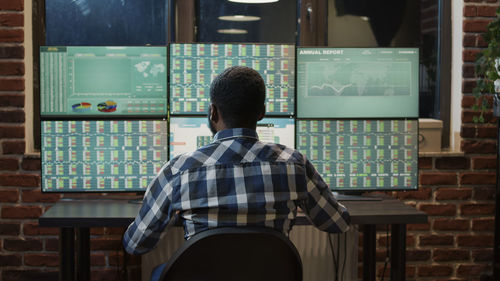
<box><xmin>76</xmin><ymin>228</ymin><xmax>91</xmax><ymax>281</ymax></box>
<box><xmin>363</xmin><ymin>225</ymin><xmax>376</xmax><ymax>281</ymax></box>
<box><xmin>60</xmin><ymin>227</ymin><xmax>75</xmax><ymax>281</ymax></box>
<box><xmin>391</xmin><ymin>224</ymin><xmax>406</xmax><ymax>281</ymax></box>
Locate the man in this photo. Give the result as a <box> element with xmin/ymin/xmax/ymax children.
<box><xmin>123</xmin><ymin>66</ymin><xmax>350</xmax><ymax>255</ymax></box>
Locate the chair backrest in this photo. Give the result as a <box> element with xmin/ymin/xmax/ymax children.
<box><xmin>158</xmin><ymin>227</ymin><xmax>303</xmax><ymax>281</ymax></box>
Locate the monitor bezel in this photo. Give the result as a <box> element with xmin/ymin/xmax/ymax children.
<box><xmin>295</xmin><ymin>117</ymin><xmax>419</xmax><ymax>192</ymax></box>
<box><xmin>40</xmin><ymin>118</ymin><xmax>168</xmax><ymax>194</ymax></box>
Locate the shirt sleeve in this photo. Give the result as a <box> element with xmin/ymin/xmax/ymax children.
<box><xmin>298</xmin><ymin>158</ymin><xmax>351</xmax><ymax>233</ymax></box>
<box><xmin>122</xmin><ymin>170</ymin><xmax>175</xmax><ymax>255</ymax></box>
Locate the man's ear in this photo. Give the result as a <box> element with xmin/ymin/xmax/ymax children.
<box><xmin>210</xmin><ymin>103</ymin><xmax>219</xmax><ymax>122</ymax></box>
<box><xmin>257</xmin><ymin>105</ymin><xmax>265</xmax><ymax>121</ymax></box>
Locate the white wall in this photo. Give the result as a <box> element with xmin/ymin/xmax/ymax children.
<box><xmin>451</xmin><ymin>1</ymin><xmax>464</xmax><ymax>150</ymax></box>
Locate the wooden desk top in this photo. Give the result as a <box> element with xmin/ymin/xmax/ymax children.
<box><xmin>39</xmin><ymin>198</ymin><xmax>427</xmax><ymax>228</ymax></box>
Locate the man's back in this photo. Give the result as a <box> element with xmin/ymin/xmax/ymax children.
<box><xmin>123</xmin><ymin>128</ymin><xmax>350</xmax><ymax>255</ymax></box>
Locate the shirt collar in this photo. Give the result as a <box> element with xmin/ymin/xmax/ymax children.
<box><xmin>213</xmin><ymin>128</ymin><xmax>259</xmax><ymax>142</ymax></box>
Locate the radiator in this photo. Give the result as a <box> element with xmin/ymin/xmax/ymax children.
<box><xmin>142</xmin><ymin>226</ymin><xmax>359</xmax><ymax>281</ymax></box>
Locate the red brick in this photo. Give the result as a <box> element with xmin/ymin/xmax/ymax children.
<box><xmin>24</xmin><ymin>253</ymin><xmax>59</xmax><ymax>267</ymax></box>
<box><xmin>472</xmin><ymin>218</ymin><xmax>494</xmax><ymax>231</ymax></box>
<box><xmin>433</xmin><ymin>218</ymin><xmax>469</xmax><ymax>231</ymax></box>
<box><xmin>418</xmin><ymin>157</ymin><xmax>432</xmax><ymax>169</ymax></box>
<box><xmin>1</xmin><ymin>206</ymin><xmax>42</xmax><ymax>219</ymax></box>
<box><xmin>0</xmin><ymin>110</ymin><xmax>25</xmax><ymax>122</ymax></box>
<box><xmin>90</xmin><ymin>237</ymin><xmax>122</xmax><ymax>251</ymax></box>
<box><xmin>419</xmin><ymin>204</ymin><xmax>456</xmax><ymax>216</ymax></box>
<box><xmin>2</xmin><ymin>270</ymin><xmax>58</xmax><ymax>281</ymax></box>
<box><xmin>0</xmin><ymin>46</ymin><xmax>24</xmax><ymax>58</ymax></box>
<box><xmin>462</xmin><ymin>95</ymin><xmax>476</xmax><ymax>108</ymax></box>
<box><xmin>91</xmin><ymin>254</ymin><xmax>106</xmax><ymax>266</ymax></box>
<box><xmin>406</xmin><ymin>250</ymin><xmax>431</xmax><ymax>261</ymax></box>
<box><xmin>457</xmin><ymin>234</ymin><xmax>493</xmax><ymax>247</ymax></box>
<box><xmin>0</xmin><ymin>78</ymin><xmax>24</xmax><ymax>91</ymax></box>
<box><xmin>463</xmin><ymin>49</ymin><xmax>480</xmax><ymax>62</ymax></box>
<box><xmin>0</xmin><ymin>189</ymin><xmax>19</xmax><ymax>202</ymax></box>
<box><xmin>461</xmin><ymin>140</ymin><xmax>496</xmax><ymax>154</ymax></box>
<box><xmin>90</xmin><ymin>227</ymin><xmax>105</xmax><ymax>235</ymax></box>
<box><xmin>0</xmin><ymin>222</ymin><xmax>20</xmax><ymax>235</ymax></box>
<box><xmin>21</xmin><ymin>157</ymin><xmax>41</xmax><ymax>171</ymax></box>
<box><xmin>407</xmin><ymin>223</ymin><xmax>430</xmax><ymax>231</ymax></box>
<box><xmin>419</xmin><ymin>235</ymin><xmax>454</xmax><ymax>246</ymax></box>
<box><xmin>477</xmin><ymin>6</ymin><xmax>498</xmax><ymax>17</ymax></box>
<box><xmin>417</xmin><ymin>265</ymin><xmax>453</xmax><ymax>277</ymax></box>
<box><xmin>456</xmin><ymin>264</ymin><xmax>490</xmax><ymax>277</ymax></box>
<box><xmin>0</xmin><ymin>94</ymin><xmax>24</xmax><ymax>107</ymax></box>
<box><xmin>462</xmin><ymin>80</ymin><xmax>477</xmax><ymax>94</ymax></box>
<box><xmin>105</xmin><ymin>227</ymin><xmax>126</xmax><ymax>235</ymax></box>
<box><xmin>3</xmin><ymin>238</ymin><xmax>43</xmax><ymax>251</ymax></box>
<box><xmin>435</xmin><ymin>187</ymin><xmax>472</xmax><ymax>200</ymax></box>
<box><xmin>463</xmin><ymin>34</ymin><xmax>477</xmax><ymax>47</ymax></box>
<box><xmin>22</xmin><ymin>189</ymin><xmax>61</xmax><ymax>203</ymax></box>
<box><xmin>462</xmin><ymin>110</ymin><xmax>495</xmax><ymax>124</ymax></box>
<box><xmin>474</xmin><ymin>187</ymin><xmax>495</xmax><ymax>200</ymax></box>
<box><xmin>461</xmin><ymin>125</ymin><xmax>476</xmax><ymax>138</ymax></box>
<box><xmin>433</xmin><ymin>249</ymin><xmax>469</xmax><ymax>261</ymax></box>
<box><xmin>420</xmin><ymin>172</ymin><xmax>457</xmax><ymax>185</ymax></box>
<box><xmin>0</xmin><ymin>254</ymin><xmax>22</xmax><ymax>266</ymax></box>
<box><xmin>478</xmin><ymin>34</ymin><xmax>488</xmax><ymax>47</ymax></box>
<box><xmin>0</xmin><ymin>174</ymin><xmax>39</xmax><ymax>187</ymax></box>
<box><xmin>0</xmin><ymin>13</ymin><xmax>23</xmax><ymax>27</ymax></box>
<box><xmin>464</xmin><ymin>5</ymin><xmax>477</xmax><ymax>17</ymax></box>
<box><xmin>0</xmin><ymin>158</ymin><xmax>19</xmax><ymax>171</ymax></box>
<box><xmin>472</xmin><ymin>156</ymin><xmax>496</xmax><ymax>169</ymax></box>
<box><xmin>0</xmin><ymin>125</ymin><xmax>24</xmax><ymax>138</ymax></box>
<box><xmin>435</xmin><ymin>157</ymin><xmax>469</xmax><ymax>170</ymax></box>
<box><xmin>394</xmin><ymin>187</ymin><xmax>431</xmax><ymax>200</ymax></box>
<box><xmin>460</xmin><ymin>172</ymin><xmax>496</xmax><ymax>185</ymax></box>
<box><xmin>45</xmin><ymin>238</ymin><xmax>59</xmax><ymax>251</ymax></box>
<box><xmin>477</xmin><ymin>126</ymin><xmax>497</xmax><ymax>138</ymax></box>
<box><xmin>462</xmin><ymin>64</ymin><xmax>475</xmax><ymax>78</ymax></box>
<box><xmin>0</xmin><ymin>62</ymin><xmax>24</xmax><ymax>75</ymax></box>
<box><xmin>461</xmin><ymin>203</ymin><xmax>495</xmax><ymax>215</ymax></box>
<box><xmin>463</xmin><ymin>19</ymin><xmax>491</xmax><ymax>32</ymax></box>
<box><xmin>0</xmin><ymin>0</ymin><xmax>23</xmax><ymax>11</ymax></box>
<box><xmin>0</xmin><ymin>29</ymin><xmax>23</xmax><ymax>43</ymax></box>
<box><xmin>3</xmin><ymin>140</ymin><xmax>25</xmax><ymax>154</ymax></box>
<box><xmin>91</xmin><ymin>269</ymin><xmax>121</xmax><ymax>281</ymax></box>
<box><xmin>23</xmin><ymin>222</ymin><xmax>60</xmax><ymax>236</ymax></box>
<box><xmin>472</xmin><ymin>249</ymin><xmax>493</xmax><ymax>262</ymax></box>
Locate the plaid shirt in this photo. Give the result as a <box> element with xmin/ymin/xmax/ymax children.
<box><xmin>123</xmin><ymin>128</ymin><xmax>350</xmax><ymax>254</ymax></box>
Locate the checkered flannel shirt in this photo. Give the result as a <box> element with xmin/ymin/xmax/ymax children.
<box><xmin>123</xmin><ymin>128</ymin><xmax>351</xmax><ymax>254</ymax></box>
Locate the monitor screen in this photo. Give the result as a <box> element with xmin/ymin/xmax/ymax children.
<box><xmin>40</xmin><ymin>46</ymin><xmax>167</xmax><ymax>117</ymax></box>
<box><xmin>170</xmin><ymin>43</ymin><xmax>295</xmax><ymax>115</ymax></box>
<box><xmin>169</xmin><ymin>117</ymin><xmax>295</xmax><ymax>159</ymax></box>
<box><xmin>41</xmin><ymin>120</ymin><xmax>168</xmax><ymax>192</ymax></box>
<box><xmin>297</xmin><ymin>48</ymin><xmax>419</xmax><ymax>118</ymax></box>
<box><xmin>296</xmin><ymin>119</ymin><xmax>418</xmax><ymax>191</ymax></box>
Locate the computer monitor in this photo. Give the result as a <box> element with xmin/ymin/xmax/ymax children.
<box><xmin>169</xmin><ymin>43</ymin><xmax>295</xmax><ymax>116</ymax></box>
<box><xmin>40</xmin><ymin>46</ymin><xmax>167</xmax><ymax>118</ymax></box>
<box><xmin>296</xmin><ymin>48</ymin><xmax>419</xmax><ymax>118</ymax></box>
<box><xmin>41</xmin><ymin>120</ymin><xmax>168</xmax><ymax>192</ymax></box>
<box><xmin>169</xmin><ymin>117</ymin><xmax>295</xmax><ymax>159</ymax></box>
<box><xmin>296</xmin><ymin>119</ymin><xmax>418</xmax><ymax>191</ymax></box>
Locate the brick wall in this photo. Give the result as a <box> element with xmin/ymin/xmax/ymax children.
<box><xmin>0</xmin><ymin>1</ymin><xmax>499</xmax><ymax>281</ymax></box>
<box><xmin>0</xmin><ymin>1</ymin><xmax>139</xmax><ymax>281</ymax></box>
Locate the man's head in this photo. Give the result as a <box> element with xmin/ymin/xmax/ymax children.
<box><xmin>208</xmin><ymin>66</ymin><xmax>266</xmax><ymax>134</ymax></box>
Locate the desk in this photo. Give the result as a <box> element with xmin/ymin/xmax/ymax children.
<box><xmin>39</xmin><ymin>198</ymin><xmax>427</xmax><ymax>281</ymax></box>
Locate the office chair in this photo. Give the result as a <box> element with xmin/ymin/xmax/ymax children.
<box><xmin>152</xmin><ymin>227</ymin><xmax>303</xmax><ymax>281</ymax></box>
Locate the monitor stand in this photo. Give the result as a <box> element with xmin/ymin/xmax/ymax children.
<box><xmin>333</xmin><ymin>192</ymin><xmax>383</xmax><ymax>201</ymax></box>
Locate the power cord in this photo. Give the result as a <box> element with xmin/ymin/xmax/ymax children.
<box><xmin>380</xmin><ymin>225</ymin><xmax>390</xmax><ymax>281</ymax></box>
<box><xmin>328</xmin><ymin>233</ymin><xmax>339</xmax><ymax>281</ymax></box>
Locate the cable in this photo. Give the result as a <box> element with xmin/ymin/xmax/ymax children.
<box><xmin>328</xmin><ymin>233</ymin><xmax>339</xmax><ymax>281</ymax></box>
<box><xmin>380</xmin><ymin>225</ymin><xmax>390</xmax><ymax>281</ymax></box>
<box><xmin>341</xmin><ymin>232</ymin><xmax>347</xmax><ymax>279</ymax></box>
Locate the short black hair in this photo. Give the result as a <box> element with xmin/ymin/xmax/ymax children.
<box><xmin>209</xmin><ymin>66</ymin><xmax>266</xmax><ymax>128</ymax></box>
